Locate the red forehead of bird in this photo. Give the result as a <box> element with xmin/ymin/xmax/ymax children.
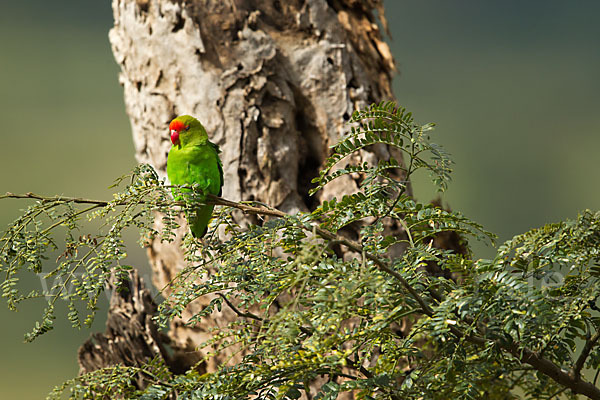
<box><xmin>169</xmin><ymin>119</ymin><xmax>187</xmax><ymax>132</ymax></box>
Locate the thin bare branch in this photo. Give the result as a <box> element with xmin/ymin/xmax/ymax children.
<box><xmin>216</xmin><ymin>293</ymin><xmax>262</xmax><ymax>321</ymax></box>
<box><xmin>1</xmin><ymin>192</ymin><xmax>110</xmax><ymax>206</ymax></box>
<box><xmin>574</xmin><ymin>331</ymin><xmax>600</xmax><ymax>379</ymax></box>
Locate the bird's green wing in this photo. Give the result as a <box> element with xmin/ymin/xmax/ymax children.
<box><xmin>209</xmin><ymin>141</ymin><xmax>224</xmax><ymax>196</ymax></box>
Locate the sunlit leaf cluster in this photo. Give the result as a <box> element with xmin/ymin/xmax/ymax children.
<box><xmin>0</xmin><ymin>164</ymin><xmax>174</xmax><ymax>341</ymax></box>
<box><xmin>1</xmin><ymin>103</ymin><xmax>599</xmax><ymax>399</ymax></box>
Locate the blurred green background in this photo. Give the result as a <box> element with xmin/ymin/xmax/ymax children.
<box><xmin>0</xmin><ymin>1</ymin><xmax>598</xmax><ymax>398</ymax></box>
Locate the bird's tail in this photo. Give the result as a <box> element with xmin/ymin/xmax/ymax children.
<box><xmin>189</xmin><ymin>204</ymin><xmax>215</xmax><ymax>238</ymax></box>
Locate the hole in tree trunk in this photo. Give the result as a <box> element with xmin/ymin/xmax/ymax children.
<box><xmin>172</xmin><ymin>13</ymin><xmax>185</xmax><ymax>32</ymax></box>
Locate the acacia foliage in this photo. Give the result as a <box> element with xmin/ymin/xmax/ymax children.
<box><xmin>1</xmin><ymin>102</ymin><xmax>600</xmax><ymax>399</ymax></box>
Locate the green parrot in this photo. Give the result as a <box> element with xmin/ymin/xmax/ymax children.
<box><xmin>167</xmin><ymin>115</ymin><xmax>223</xmax><ymax>238</ymax></box>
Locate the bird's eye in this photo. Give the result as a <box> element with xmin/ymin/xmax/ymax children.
<box><xmin>185</xmin><ymin>125</ymin><xmax>190</xmax><ymax>131</ymax></box>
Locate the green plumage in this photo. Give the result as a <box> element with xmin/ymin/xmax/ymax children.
<box><xmin>166</xmin><ymin>115</ymin><xmax>223</xmax><ymax>238</ymax></box>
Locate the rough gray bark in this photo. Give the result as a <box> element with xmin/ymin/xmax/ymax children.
<box><xmin>80</xmin><ymin>0</ymin><xmax>399</xmax><ymax>380</ymax></box>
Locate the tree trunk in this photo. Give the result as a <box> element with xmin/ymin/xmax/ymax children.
<box><xmin>80</xmin><ymin>0</ymin><xmax>398</xmax><ymax>380</ymax></box>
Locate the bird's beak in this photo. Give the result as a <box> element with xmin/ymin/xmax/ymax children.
<box><xmin>170</xmin><ymin>130</ymin><xmax>180</xmax><ymax>145</ymax></box>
